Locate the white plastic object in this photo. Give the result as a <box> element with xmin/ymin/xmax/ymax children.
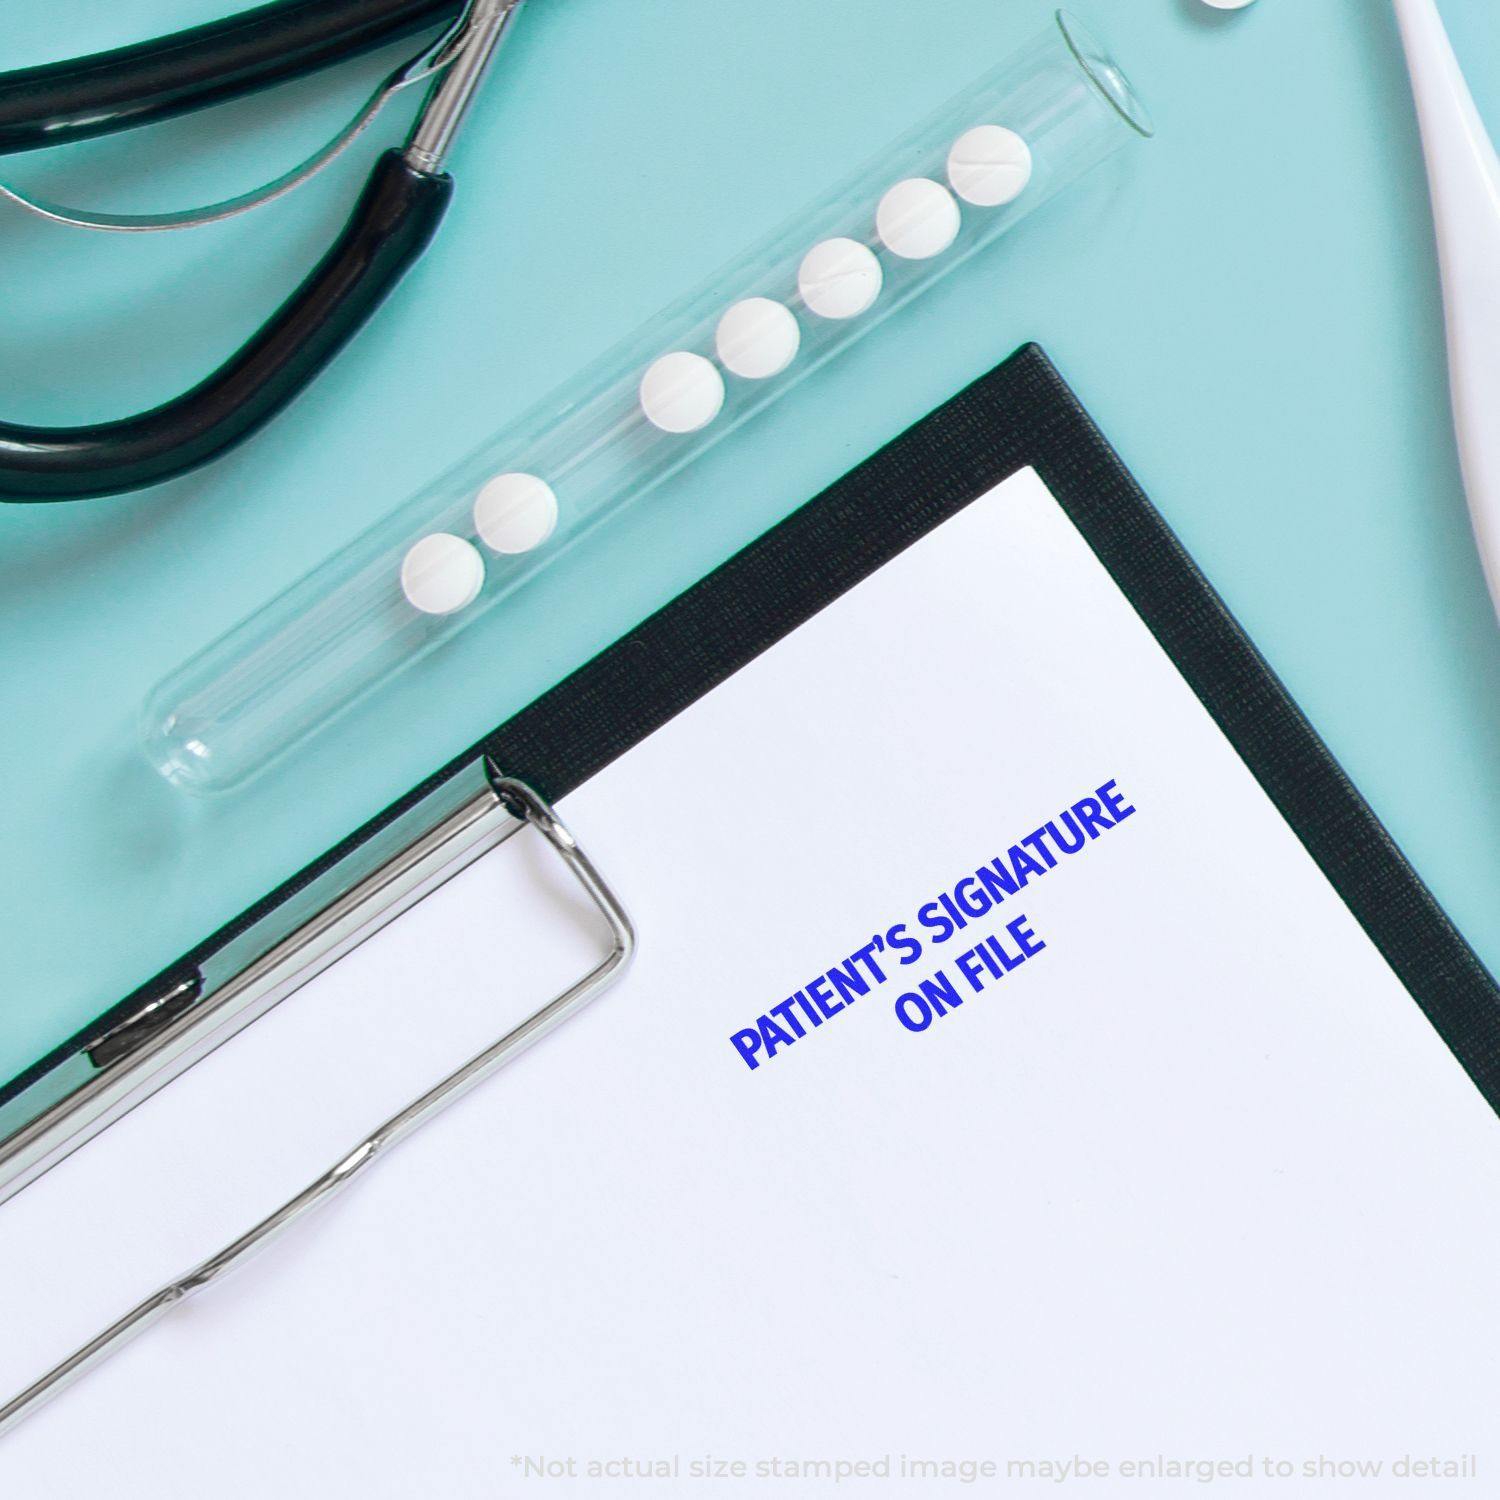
<box><xmin>715</xmin><ymin>298</ymin><xmax>801</xmax><ymax>379</ymax></box>
<box><xmin>144</xmin><ymin>11</ymin><xmax>1153</xmax><ymax>793</ymax></box>
<box><xmin>947</xmin><ymin>125</ymin><xmax>1033</xmax><ymax>206</ymax></box>
<box><xmin>399</xmin><ymin>534</ymin><xmax>484</xmax><ymax>615</ymax></box>
<box><xmin>876</xmin><ymin>178</ymin><xmax>962</xmax><ymax>259</ymax></box>
<box><xmin>1200</xmin><ymin>0</ymin><xmax>1256</xmax><ymax>8</ymax></box>
<box><xmin>797</xmin><ymin>237</ymin><xmax>884</xmax><ymax>318</ymax></box>
<box><xmin>1395</xmin><ymin>0</ymin><xmax>1500</xmax><ymax>622</ymax></box>
<box><xmin>473</xmin><ymin>472</ymin><xmax>558</xmax><ymax>554</ymax></box>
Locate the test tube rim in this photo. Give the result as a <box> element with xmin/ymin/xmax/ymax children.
<box><xmin>1055</xmin><ymin>9</ymin><xmax>1156</xmax><ymax>140</ymax></box>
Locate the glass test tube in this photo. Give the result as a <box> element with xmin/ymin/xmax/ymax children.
<box><xmin>144</xmin><ymin>10</ymin><xmax>1152</xmax><ymax>794</ymax></box>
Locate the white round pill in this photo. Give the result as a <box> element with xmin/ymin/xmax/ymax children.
<box><xmin>797</xmin><ymin>237</ymin><xmax>883</xmax><ymax>319</ymax></box>
<box><xmin>876</xmin><ymin>178</ymin><xmax>961</xmax><ymax>260</ymax></box>
<box><xmin>639</xmin><ymin>350</ymin><xmax>726</xmax><ymax>433</ymax></box>
<box><xmin>400</xmin><ymin>532</ymin><xmax>484</xmax><ymax>615</ymax></box>
<box><xmin>947</xmin><ymin>125</ymin><xmax>1033</xmax><ymax>207</ymax></box>
<box><xmin>474</xmin><ymin>471</ymin><xmax>558</xmax><ymax>554</ymax></box>
<box><xmin>715</xmin><ymin>298</ymin><xmax>801</xmax><ymax>379</ymax></box>
<box><xmin>1200</xmin><ymin>0</ymin><xmax>1255</xmax><ymax>8</ymax></box>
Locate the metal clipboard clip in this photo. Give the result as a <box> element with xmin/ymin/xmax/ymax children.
<box><xmin>0</xmin><ymin>763</ymin><xmax>634</xmax><ymax>1439</ymax></box>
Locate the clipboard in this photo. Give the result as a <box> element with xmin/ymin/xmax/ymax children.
<box><xmin>3</xmin><ymin>343</ymin><xmax>1499</xmax><ymax>1431</ymax></box>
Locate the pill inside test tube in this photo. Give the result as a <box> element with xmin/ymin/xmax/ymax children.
<box><xmin>142</xmin><ymin>10</ymin><xmax>1153</xmax><ymax>794</ymax></box>
<box><xmin>716</xmin><ymin>299</ymin><xmax>802</xmax><ymax>379</ymax></box>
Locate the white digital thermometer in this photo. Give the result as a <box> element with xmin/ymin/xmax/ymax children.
<box><xmin>1394</xmin><ymin>0</ymin><xmax>1500</xmax><ymax>622</ymax></box>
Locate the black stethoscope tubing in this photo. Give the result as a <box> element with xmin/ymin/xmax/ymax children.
<box><xmin>0</xmin><ymin>0</ymin><xmax>472</xmax><ymax>503</ymax></box>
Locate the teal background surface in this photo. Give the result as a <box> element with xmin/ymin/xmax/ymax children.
<box><xmin>4</xmin><ymin>0</ymin><xmax>1500</xmax><ymax>1082</ymax></box>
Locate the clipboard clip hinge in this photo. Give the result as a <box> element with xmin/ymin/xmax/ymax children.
<box><xmin>85</xmin><ymin>971</ymin><xmax>204</xmax><ymax>1071</ymax></box>
<box><xmin>0</xmin><ymin>770</ymin><xmax>634</xmax><ymax>1442</ymax></box>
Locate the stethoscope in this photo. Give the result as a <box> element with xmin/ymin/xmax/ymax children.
<box><xmin>0</xmin><ymin>0</ymin><xmax>520</xmax><ymax>504</ymax></box>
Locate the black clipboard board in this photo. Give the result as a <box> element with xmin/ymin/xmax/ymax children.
<box><xmin>7</xmin><ymin>341</ymin><xmax>1500</xmax><ymax>1191</ymax></box>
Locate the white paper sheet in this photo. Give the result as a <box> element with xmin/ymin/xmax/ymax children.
<box><xmin>4</xmin><ymin>469</ymin><xmax>1499</xmax><ymax>1497</ymax></box>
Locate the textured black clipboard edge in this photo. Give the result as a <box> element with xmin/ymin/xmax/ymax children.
<box><xmin>10</xmin><ymin>344</ymin><xmax>1500</xmax><ymax>1113</ymax></box>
